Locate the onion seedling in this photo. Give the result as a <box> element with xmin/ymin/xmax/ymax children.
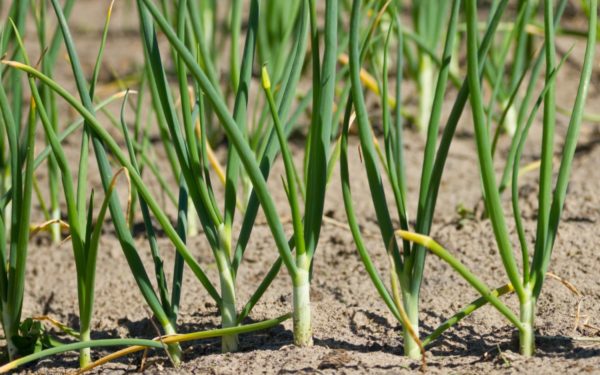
<box><xmin>0</xmin><ymin>2</ymin><xmax>38</xmax><ymax>360</ymax></box>
<box><xmin>9</xmin><ymin>2</ymin><xmax>123</xmax><ymax>364</ymax></box>
<box><xmin>0</xmin><ymin>78</ymin><xmax>37</xmax><ymax>363</ymax></box>
<box><xmin>134</xmin><ymin>0</ymin><xmax>337</xmax><ymax>347</ymax></box>
<box><xmin>342</xmin><ymin>0</ymin><xmax>454</xmax><ymax>358</ymax></box>
<box><xmin>32</xmin><ymin>0</ymin><xmax>76</xmax><ymax>244</ymax></box>
<box><xmin>46</xmin><ymin>0</ymin><xmax>187</xmax><ymax>363</ymax></box>
<box><xmin>257</xmin><ymin>0</ymin><xmax>303</xmax><ymax>86</ymax></box>
<box><xmin>485</xmin><ymin>0</ymin><xmax>539</xmax><ymax>139</ymax></box>
<box><xmin>495</xmin><ymin>0</ymin><xmax>569</xmax><ymax>196</ymax></box>
<box><xmin>399</xmin><ymin>0</ymin><xmax>597</xmax><ymax>357</ymax></box>
<box><xmin>406</xmin><ymin>0</ymin><xmax>451</xmax><ymax>132</ymax></box>
<box><xmin>11</xmin><ymin>1</ymin><xmax>187</xmax><ymax>367</ymax></box>
<box><xmin>0</xmin><ymin>0</ymin><xmax>28</xmax><ymax>254</ymax></box>
<box><xmin>135</xmin><ymin>0</ymin><xmax>267</xmax><ymax>351</ymax></box>
<box><xmin>342</xmin><ymin>0</ymin><xmax>518</xmax><ymax>359</ymax></box>
<box><xmin>258</xmin><ymin>0</ymin><xmax>338</xmax><ymax>346</ymax></box>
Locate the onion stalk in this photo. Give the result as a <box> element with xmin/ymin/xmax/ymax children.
<box><xmin>399</xmin><ymin>0</ymin><xmax>597</xmax><ymax>356</ymax></box>
<box><xmin>342</xmin><ymin>0</ymin><xmax>517</xmax><ymax>359</ymax></box>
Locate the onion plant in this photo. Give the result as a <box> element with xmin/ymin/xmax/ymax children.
<box><xmin>483</xmin><ymin>0</ymin><xmax>538</xmax><ymax>139</ymax></box>
<box><xmin>32</xmin><ymin>0</ymin><xmax>76</xmax><ymax>244</ymax></box>
<box><xmin>133</xmin><ymin>0</ymin><xmax>338</xmax><ymax>347</ymax></box>
<box><xmin>399</xmin><ymin>0</ymin><xmax>597</xmax><ymax>357</ymax></box>
<box><xmin>0</xmin><ymin>0</ymin><xmax>28</xmax><ymax>256</ymax></box>
<box><xmin>258</xmin><ymin>0</ymin><xmax>338</xmax><ymax>346</ymax></box>
<box><xmin>0</xmin><ymin>62</ymin><xmax>37</xmax><ymax>363</ymax></box>
<box><xmin>45</xmin><ymin>0</ymin><xmax>187</xmax><ymax>363</ymax></box>
<box><xmin>342</xmin><ymin>0</ymin><xmax>521</xmax><ymax>359</ymax></box>
<box><xmin>257</xmin><ymin>0</ymin><xmax>303</xmax><ymax>85</ymax></box>
<box><xmin>9</xmin><ymin>1</ymin><xmax>121</xmax><ymax>365</ymax></box>
<box><xmin>494</xmin><ymin>0</ymin><xmax>569</xmax><ymax>196</ymax></box>
<box><xmin>0</xmin><ymin>1</ymin><xmax>38</xmax><ymax>360</ymax></box>
<box><xmin>409</xmin><ymin>0</ymin><xmax>450</xmax><ymax>132</ymax></box>
<box><xmin>135</xmin><ymin>0</ymin><xmax>252</xmax><ymax>349</ymax></box>
<box><xmin>0</xmin><ymin>83</ymin><xmax>134</xmax><ymax>362</ymax></box>
<box><xmin>6</xmin><ymin>0</ymin><xmax>187</xmax><ymax>366</ymax></box>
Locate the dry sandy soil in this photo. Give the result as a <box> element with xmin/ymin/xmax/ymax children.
<box><xmin>7</xmin><ymin>1</ymin><xmax>600</xmax><ymax>374</ymax></box>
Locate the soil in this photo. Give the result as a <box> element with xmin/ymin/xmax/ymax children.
<box><xmin>7</xmin><ymin>1</ymin><xmax>600</xmax><ymax>374</ymax></box>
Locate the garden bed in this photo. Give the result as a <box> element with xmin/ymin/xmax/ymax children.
<box><xmin>6</xmin><ymin>0</ymin><xmax>600</xmax><ymax>373</ymax></box>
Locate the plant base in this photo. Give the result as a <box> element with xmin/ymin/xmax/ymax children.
<box><xmin>5</xmin><ymin>336</ymin><xmax>19</xmax><ymax>362</ymax></box>
<box><xmin>219</xmin><ymin>264</ymin><xmax>239</xmax><ymax>353</ymax></box>
<box><xmin>402</xmin><ymin>293</ymin><xmax>421</xmax><ymax>360</ymax></box>
<box><xmin>519</xmin><ymin>296</ymin><xmax>535</xmax><ymax>356</ymax></box>
<box><xmin>221</xmin><ymin>332</ymin><xmax>239</xmax><ymax>353</ymax></box>
<box><xmin>403</xmin><ymin>327</ymin><xmax>421</xmax><ymax>360</ymax></box>
<box><xmin>163</xmin><ymin>323</ymin><xmax>182</xmax><ymax>366</ymax></box>
<box><xmin>79</xmin><ymin>330</ymin><xmax>92</xmax><ymax>368</ymax></box>
<box><xmin>293</xmin><ymin>271</ymin><xmax>313</xmax><ymax>347</ymax></box>
<box><xmin>2</xmin><ymin>310</ymin><xmax>19</xmax><ymax>361</ymax></box>
<box><xmin>221</xmin><ymin>301</ymin><xmax>239</xmax><ymax>353</ymax></box>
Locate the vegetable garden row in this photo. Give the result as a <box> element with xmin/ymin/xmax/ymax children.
<box><xmin>0</xmin><ymin>0</ymin><xmax>597</xmax><ymax>372</ymax></box>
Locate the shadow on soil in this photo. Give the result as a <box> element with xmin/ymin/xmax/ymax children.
<box><xmin>14</xmin><ymin>310</ymin><xmax>600</xmax><ymax>372</ymax></box>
